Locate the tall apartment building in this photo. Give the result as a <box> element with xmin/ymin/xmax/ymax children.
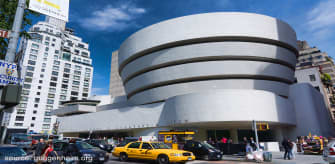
<box><xmin>109</xmin><ymin>51</ymin><xmax>125</xmax><ymax>97</ymax></box>
<box><xmin>297</xmin><ymin>40</ymin><xmax>335</xmax><ymax>83</ymax></box>
<box><xmin>5</xmin><ymin>17</ymin><xmax>93</xmax><ymax>133</ymax></box>
<box><xmin>296</xmin><ymin>40</ymin><xmax>335</xmax><ymax>122</ymax></box>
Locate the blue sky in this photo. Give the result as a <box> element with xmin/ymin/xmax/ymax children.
<box><xmin>31</xmin><ymin>0</ymin><xmax>335</xmax><ymax>95</ymax></box>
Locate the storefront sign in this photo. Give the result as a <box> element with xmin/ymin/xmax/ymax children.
<box><xmin>29</xmin><ymin>0</ymin><xmax>69</xmax><ymax>22</ymax></box>
<box><xmin>0</xmin><ymin>60</ymin><xmax>23</xmax><ymax>85</ymax></box>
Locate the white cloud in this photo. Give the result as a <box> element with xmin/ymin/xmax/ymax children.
<box><xmin>307</xmin><ymin>0</ymin><xmax>335</xmax><ymax>31</ymax></box>
<box><xmin>80</xmin><ymin>4</ymin><xmax>146</xmax><ymax>31</ymax></box>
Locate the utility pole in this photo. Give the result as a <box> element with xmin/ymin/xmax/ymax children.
<box><xmin>0</xmin><ymin>0</ymin><xmax>26</xmax><ymax>144</ymax></box>
<box><xmin>5</xmin><ymin>0</ymin><xmax>26</xmax><ymax>63</ymax></box>
<box><xmin>252</xmin><ymin>120</ymin><xmax>260</xmax><ymax>151</ymax></box>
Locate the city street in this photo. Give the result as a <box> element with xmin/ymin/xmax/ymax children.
<box><xmin>106</xmin><ymin>152</ymin><xmax>327</xmax><ymax>164</ymax></box>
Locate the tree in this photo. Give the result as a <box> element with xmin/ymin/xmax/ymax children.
<box><xmin>0</xmin><ymin>0</ymin><xmax>40</xmax><ymax>59</ymax></box>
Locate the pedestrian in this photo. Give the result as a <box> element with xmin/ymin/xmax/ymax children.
<box><xmin>291</xmin><ymin>140</ymin><xmax>297</xmax><ymax>159</ymax></box>
<box><xmin>282</xmin><ymin>138</ymin><xmax>292</xmax><ymax>160</ymax></box>
<box><xmin>35</xmin><ymin>138</ymin><xmax>47</xmax><ymax>164</ymax></box>
<box><xmin>243</xmin><ymin>137</ymin><xmax>253</xmax><ymax>153</ymax></box>
<box><xmin>250</xmin><ymin>137</ymin><xmax>256</xmax><ymax>151</ymax></box>
<box><xmin>221</xmin><ymin>137</ymin><xmax>227</xmax><ymax>143</ymax></box>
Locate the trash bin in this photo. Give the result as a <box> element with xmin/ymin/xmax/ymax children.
<box><xmin>263</xmin><ymin>152</ymin><xmax>272</xmax><ymax>162</ymax></box>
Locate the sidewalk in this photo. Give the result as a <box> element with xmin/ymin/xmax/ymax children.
<box><xmin>218</xmin><ymin>152</ymin><xmax>327</xmax><ymax>164</ymax></box>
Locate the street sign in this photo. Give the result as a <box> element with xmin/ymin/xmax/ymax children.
<box><xmin>0</xmin><ymin>60</ymin><xmax>24</xmax><ymax>86</ymax></box>
<box><xmin>0</xmin><ymin>29</ymin><xmax>10</xmax><ymax>38</ymax></box>
<box><xmin>29</xmin><ymin>0</ymin><xmax>69</xmax><ymax>22</ymax></box>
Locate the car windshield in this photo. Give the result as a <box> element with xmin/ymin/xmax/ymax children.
<box><xmin>0</xmin><ymin>147</ymin><xmax>27</xmax><ymax>160</ymax></box>
<box><xmin>95</xmin><ymin>140</ymin><xmax>108</xmax><ymax>145</ymax></box>
<box><xmin>76</xmin><ymin>142</ymin><xmax>96</xmax><ymax>149</ymax></box>
<box><xmin>11</xmin><ymin>134</ymin><xmax>31</xmax><ymax>142</ymax></box>
<box><xmin>202</xmin><ymin>142</ymin><xmax>215</xmax><ymax>149</ymax></box>
<box><xmin>151</xmin><ymin>143</ymin><xmax>171</xmax><ymax>149</ymax></box>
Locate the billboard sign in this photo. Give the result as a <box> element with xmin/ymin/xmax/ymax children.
<box><xmin>0</xmin><ymin>29</ymin><xmax>10</xmax><ymax>38</ymax></box>
<box><xmin>29</xmin><ymin>0</ymin><xmax>69</xmax><ymax>22</ymax></box>
<box><xmin>0</xmin><ymin>60</ymin><xmax>24</xmax><ymax>86</ymax></box>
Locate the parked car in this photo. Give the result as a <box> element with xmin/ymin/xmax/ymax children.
<box><xmin>183</xmin><ymin>140</ymin><xmax>223</xmax><ymax>160</ymax></box>
<box><xmin>84</xmin><ymin>139</ymin><xmax>113</xmax><ymax>153</ymax></box>
<box><xmin>112</xmin><ymin>141</ymin><xmax>195</xmax><ymax>164</ymax></box>
<box><xmin>6</xmin><ymin>133</ymin><xmax>32</xmax><ymax>150</ymax></box>
<box><xmin>53</xmin><ymin>141</ymin><xmax>108</xmax><ymax>164</ymax></box>
<box><xmin>0</xmin><ymin>145</ymin><xmax>34</xmax><ymax>164</ymax></box>
<box><xmin>323</xmin><ymin>140</ymin><xmax>335</xmax><ymax>164</ymax></box>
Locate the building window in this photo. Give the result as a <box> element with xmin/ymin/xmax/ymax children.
<box><xmin>32</xmin><ymin>117</ymin><xmax>36</xmax><ymax>120</ymax></box>
<box><xmin>82</xmin><ymin>51</ymin><xmax>88</xmax><ymax>57</ymax></box>
<box><xmin>22</xmin><ymin>90</ymin><xmax>29</xmax><ymax>95</ymax></box>
<box><xmin>53</xmin><ymin>65</ymin><xmax>59</xmax><ymax>71</ymax></box>
<box><xmin>71</xmin><ymin>91</ymin><xmax>78</xmax><ymax>96</ymax></box>
<box><xmin>34</xmin><ymin>104</ymin><xmax>38</xmax><ymax>108</ymax></box>
<box><xmin>42</xmin><ymin>124</ymin><xmax>50</xmax><ymax>129</ymax></box>
<box><xmin>24</xmin><ymin>78</ymin><xmax>32</xmax><ymax>83</ymax></box>
<box><xmin>55</xmin><ymin>50</ymin><xmax>59</xmax><ymax>54</ymax></box>
<box><xmin>75</xmin><ymin>65</ymin><xmax>82</xmax><ymax>70</ymax></box>
<box><xmin>85</xmin><ymin>68</ymin><xmax>91</xmax><ymax>72</ymax></box>
<box><xmin>45</xmin><ymin>112</ymin><xmax>51</xmax><ymax>116</ymax></box>
<box><xmin>19</xmin><ymin>103</ymin><xmax>27</xmax><ymax>108</ymax></box>
<box><xmin>52</xmin><ymin>71</ymin><xmax>58</xmax><ymax>76</ymax></box>
<box><xmin>61</xmin><ymin>84</ymin><xmax>68</xmax><ymax>89</ymax></box>
<box><xmin>72</xmin><ymin>86</ymin><xmax>79</xmax><ymax>91</ymax></box>
<box><xmin>62</xmin><ymin>53</ymin><xmax>71</xmax><ymax>61</ymax></box>
<box><xmin>62</xmin><ymin>79</ymin><xmax>69</xmax><ymax>83</ymax></box>
<box><xmin>83</xmin><ymin>88</ymin><xmax>89</xmax><ymax>93</ymax></box>
<box><xmin>64</xmin><ymin>68</ymin><xmax>70</xmax><ymax>73</ymax></box>
<box><xmin>39</xmin><ymin>80</ymin><xmax>43</xmax><ymax>84</ymax></box>
<box><xmin>42</xmin><ymin>63</ymin><xmax>46</xmax><ymax>68</ymax></box>
<box><xmin>72</xmin><ymin>81</ymin><xmax>80</xmax><ymax>85</ymax></box>
<box><xmin>38</xmin><ymin>86</ymin><xmax>42</xmax><ymax>89</ymax></box>
<box><xmin>15</xmin><ymin>116</ymin><xmax>24</xmax><ymax>121</ymax></box>
<box><xmin>73</xmin><ymin>75</ymin><xmax>80</xmax><ymax>80</ymax></box>
<box><xmin>31</xmin><ymin>43</ymin><xmax>39</xmax><ymax>49</ymax></box>
<box><xmin>23</xmin><ymin>84</ymin><xmax>31</xmax><ymax>89</ymax></box>
<box><xmin>27</xmin><ymin>66</ymin><xmax>34</xmax><ymax>71</ymax></box>
<box><xmin>63</xmin><ymin>74</ymin><xmax>70</xmax><ymax>78</ymax></box>
<box><xmin>82</xmin><ymin>93</ymin><xmax>88</xmax><ymax>97</ymax></box>
<box><xmin>47</xmin><ymin>99</ymin><xmax>54</xmax><ymax>104</ymax></box>
<box><xmin>33</xmin><ymin>110</ymin><xmax>37</xmax><ymax>114</ymax></box>
<box><xmin>49</xmin><ymin>87</ymin><xmax>56</xmax><ymax>93</ymax></box>
<box><xmin>74</xmin><ymin>71</ymin><xmax>81</xmax><ymax>75</ymax></box>
<box><xmin>15</xmin><ymin>123</ymin><xmax>23</xmax><ymax>126</ymax></box>
<box><xmin>29</xmin><ymin>54</ymin><xmax>37</xmax><ymax>60</ymax></box>
<box><xmin>34</xmin><ymin>98</ymin><xmax>40</xmax><ymax>103</ymax></box>
<box><xmin>48</xmin><ymin>94</ymin><xmax>55</xmax><ymax>98</ymax></box>
<box><xmin>46</xmin><ymin>105</ymin><xmax>53</xmax><ymax>110</ymax></box>
<box><xmin>61</xmin><ymin>89</ymin><xmax>67</xmax><ymax>94</ymax></box>
<box><xmin>44</xmin><ymin>118</ymin><xmax>51</xmax><ymax>123</ymax></box>
<box><xmin>60</xmin><ymin>95</ymin><xmax>66</xmax><ymax>100</ymax></box>
<box><xmin>30</xmin><ymin>123</ymin><xmax>34</xmax><ymax>127</ymax></box>
<box><xmin>50</xmin><ymin>77</ymin><xmax>58</xmax><ymax>82</ymax></box>
<box><xmin>37</xmin><ymin>92</ymin><xmax>40</xmax><ymax>95</ymax></box>
<box><xmin>17</xmin><ymin>109</ymin><xmax>25</xmax><ymax>115</ymax></box>
<box><xmin>53</xmin><ymin>55</ymin><xmax>58</xmax><ymax>60</ymax></box>
<box><xmin>65</xmin><ymin>63</ymin><xmax>71</xmax><ymax>68</ymax></box>
<box><xmin>40</xmin><ymin>74</ymin><xmax>44</xmax><ymax>78</ymax></box>
<box><xmin>45</xmin><ymin>47</ymin><xmax>49</xmax><ymax>51</ymax></box>
<box><xmin>30</xmin><ymin>49</ymin><xmax>38</xmax><ymax>54</ymax></box>
<box><xmin>28</xmin><ymin>60</ymin><xmax>36</xmax><ymax>65</ymax></box>
<box><xmin>21</xmin><ymin>96</ymin><xmax>28</xmax><ymax>101</ymax></box>
<box><xmin>85</xmin><ymin>73</ymin><xmax>91</xmax><ymax>77</ymax></box>
<box><xmin>309</xmin><ymin>75</ymin><xmax>316</xmax><ymax>81</ymax></box>
<box><xmin>41</xmin><ymin>68</ymin><xmax>45</xmax><ymax>72</ymax></box>
<box><xmin>54</xmin><ymin>60</ymin><xmax>60</xmax><ymax>65</ymax></box>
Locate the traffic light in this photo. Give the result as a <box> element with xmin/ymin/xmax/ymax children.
<box><xmin>258</xmin><ymin>123</ymin><xmax>269</xmax><ymax>131</ymax></box>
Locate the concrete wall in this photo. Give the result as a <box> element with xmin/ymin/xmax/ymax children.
<box><xmin>288</xmin><ymin>83</ymin><xmax>335</xmax><ymax>138</ymax></box>
<box><xmin>118</xmin><ymin>12</ymin><xmax>297</xmax><ymax>105</ymax></box>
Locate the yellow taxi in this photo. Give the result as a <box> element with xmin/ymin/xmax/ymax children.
<box><xmin>112</xmin><ymin>141</ymin><xmax>195</xmax><ymax>164</ymax></box>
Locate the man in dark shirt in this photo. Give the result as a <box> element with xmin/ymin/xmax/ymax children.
<box><xmin>35</xmin><ymin>138</ymin><xmax>46</xmax><ymax>157</ymax></box>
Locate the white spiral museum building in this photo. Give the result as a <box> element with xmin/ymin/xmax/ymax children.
<box><xmin>55</xmin><ymin>12</ymin><xmax>335</xmax><ymax>142</ymax></box>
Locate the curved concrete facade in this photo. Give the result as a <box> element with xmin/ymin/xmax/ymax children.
<box><xmin>119</xmin><ymin>12</ymin><xmax>297</xmax><ymax>105</ymax></box>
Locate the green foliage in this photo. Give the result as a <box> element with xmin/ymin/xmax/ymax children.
<box><xmin>321</xmin><ymin>73</ymin><xmax>332</xmax><ymax>85</ymax></box>
<box><xmin>0</xmin><ymin>0</ymin><xmax>40</xmax><ymax>59</ymax></box>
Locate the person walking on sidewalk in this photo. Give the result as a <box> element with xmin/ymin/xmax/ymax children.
<box><xmin>282</xmin><ymin>138</ymin><xmax>292</xmax><ymax>160</ymax></box>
